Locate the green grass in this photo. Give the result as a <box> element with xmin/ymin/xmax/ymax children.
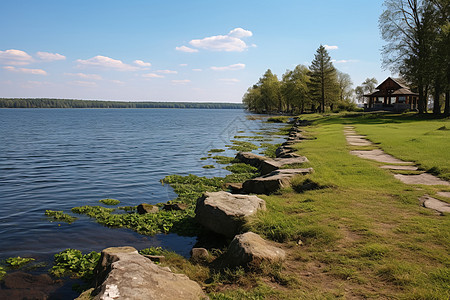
<box><xmin>228</xmin><ymin>140</ymin><xmax>259</xmax><ymax>152</ymax></box>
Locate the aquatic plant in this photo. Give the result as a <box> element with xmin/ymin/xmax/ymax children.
<box><xmin>45</xmin><ymin>210</ymin><xmax>77</xmax><ymax>224</ymax></box>
<box><xmin>50</xmin><ymin>249</ymin><xmax>100</xmax><ymax>280</ymax></box>
<box><xmin>209</xmin><ymin>148</ymin><xmax>225</xmax><ymax>153</ymax></box>
<box><xmin>5</xmin><ymin>256</ymin><xmax>35</xmax><ymax>268</ymax></box>
<box><xmin>212</xmin><ymin>156</ymin><xmax>236</xmax><ymax>164</ymax></box>
<box><xmin>202</xmin><ymin>165</ymin><xmax>215</xmax><ymax>169</ymax></box>
<box><xmin>229</xmin><ymin>140</ymin><xmax>259</xmax><ymax>152</ymax></box>
<box><xmin>0</xmin><ymin>266</ymin><xmax>5</xmax><ymax>280</ymax></box>
<box><xmin>99</xmin><ymin>198</ymin><xmax>120</xmax><ymax>205</ymax></box>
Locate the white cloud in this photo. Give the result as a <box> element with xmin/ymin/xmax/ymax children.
<box><xmin>111</xmin><ymin>80</ymin><xmax>125</xmax><ymax>85</ymax></box>
<box><xmin>324</xmin><ymin>45</ymin><xmax>338</xmax><ymax>50</ymax></box>
<box><xmin>175</xmin><ymin>46</ymin><xmax>199</xmax><ymax>53</ymax></box>
<box><xmin>76</xmin><ymin>55</ymin><xmax>139</xmax><ymax>71</ymax></box>
<box><xmin>210</xmin><ymin>63</ymin><xmax>245</xmax><ymax>71</ymax></box>
<box><xmin>70</xmin><ymin>80</ymin><xmax>97</xmax><ymax>87</ymax></box>
<box><xmin>133</xmin><ymin>59</ymin><xmax>151</xmax><ymax>68</ymax></box>
<box><xmin>192</xmin><ymin>69</ymin><xmax>202</xmax><ymax>72</ymax></box>
<box><xmin>331</xmin><ymin>59</ymin><xmax>358</xmax><ymax>64</ymax></box>
<box><xmin>36</xmin><ymin>51</ymin><xmax>66</xmax><ymax>61</ymax></box>
<box><xmin>157</xmin><ymin>70</ymin><xmax>178</xmax><ymax>74</ymax></box>
<box><xmin>219</xmin><ymin>78</ymin><xmax>240</xmax><ymax>84</ymax></box>
<box><xmin>228</xmin><ymin>28</ymin><xmax>252</xmax><ymax>38</ymax></box>
<box><xmin>0</xmin><ymin>49</ymin><xmax>33</xmax><ymax>65</ymax></box>
<box><xmin>171</xmin><ymin>79</ymin><xmax>191</xmax><ymax>85</ymax></box>
<box><xmin>179</xmin><ymin>63</ymin><xmax>188</xmax><ymax>67</ymax></box>
<box><xmin>22</xmin><ymin>80</ymin><xmax>52</xmax><ymax>88</ymax></box>
<box><xmin>188</xmin><ymin>28</ymin><xmax>253</xmax><ymax>52</ymax></box>
<box><xmin>64</xmin><ymin>72</ymin><xmax>102</xmax><ymax>80</ymax></box>
<box><xmin>142</xmin><ymin>73</ymin><xmax>164</xmax><ymax>78</ymax></box>
<box><xmin>3</xmin><ymin>66</ymin><xmax>47</xmax><ymax>75</ymax></box>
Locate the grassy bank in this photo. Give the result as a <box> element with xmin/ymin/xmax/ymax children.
<box><xmin>189</xmin><ymin>113</ymin><xmax>449</xmax><ymax>299</ymax></box>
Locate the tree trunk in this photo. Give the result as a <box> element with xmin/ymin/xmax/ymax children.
<box><xmin>445</xmin><ymin>90</ymin><xmax>450</xmax><ymax>116</ymax></box>
<box><xmin>433</xmin><ymin>79</ymin><xmax>441</xmax><ymax>115</ymax></box>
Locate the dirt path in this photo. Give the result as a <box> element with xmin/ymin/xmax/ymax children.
<box><xmin>344</xmin><ymin>126</ymin><xmax>450</xmax><ymax>214</ymax></box>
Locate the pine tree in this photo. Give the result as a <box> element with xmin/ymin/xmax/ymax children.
<box><xmin>308</xmin><ymin>45</ymin><xmax>338</xmax><ymax>112</ymax></box>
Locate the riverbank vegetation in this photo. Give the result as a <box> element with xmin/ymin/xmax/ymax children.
<box><xmin>242</xmin><ymin>46</ymin><xmax>356</xmax><ymax>114</ymax></box>
<box><xmin>0</xmin><ymin>98</ymin><xmax>243</xmax><ymax>109</ymax></box>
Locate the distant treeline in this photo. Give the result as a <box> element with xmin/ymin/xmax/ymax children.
<box><xmin>0</xmin><ymin>98</ymin><xmax>244</xmax><ymax>109</ymax></box>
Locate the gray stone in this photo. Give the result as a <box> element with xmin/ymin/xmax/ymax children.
<box><xmin>420</xmin><ymin>195</ymin><xmax>450</xmax><ymax>214</ymax></box>
<box><xmin>394</xmin><ymin>173</ymin><xmax>450</xmax><ymax>186</ymax></box>
<box><xmin>85</xmin><ymin>246</ymin><xmax>206</xmax><ymax>300</ymax></box>
<box><xmin>235</xmin><ymin>152</ymin><xmax>268</xmax><ymax>169</ymax></box>
<box><xmin>137</xmin><ymin>203</ymin><xmax>159</xmax><ymax>214</ymax></box>
<box><xmin>243</xmin><ymin>168</ymin><xmax>313</xmax><ymax>194</ymax></box>
<box><xmin>195</xmin><ymin>191</ymin><xmax>266</xmax><ymax>237</ymax></box>
<box><xmin>190</xmin><ymin>248</ymin><xmax>209</xmax><ymax>262</ymax></box>
<box><xmin>220</xmin><ymin>232</ymin><xmax>286</xmax><ymax>268</ymax></box>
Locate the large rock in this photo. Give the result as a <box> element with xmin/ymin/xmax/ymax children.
<box><xmin>84</xmin><ymin>246</ymin><xmax>206</xmax><ymax>300</ymax></box>
<box><xmin>235</xmin><ymin>152</ymin><xmax>268</xmax><ymax>169</ymax></box>
<box><xmin>195</xmin><ymin>191</ymin><xmax>266</xmax><ymax>237</ymax></box>
<box><xmin>243</xmin><ymin>168</ymin><xmax>313</xmax><ymax>194</ymax></box>
<box><xmin>137</xmin><ymin>203</ymin><xmax>159</xmax><ymax>214</ymax></box>
<box><xmin>260</xmin><ymin>156</ymin><xmax>309</xmax><ymax>175</ymax></box>
<box><xmin>236</xmin><ymin>152</ymin><xmax>308</xmax><ymax>175</ymax></box>
<box><xmin>220</xmin><ymin>232</ymin><xmax>286</xmax><ymax>268</ymax></box>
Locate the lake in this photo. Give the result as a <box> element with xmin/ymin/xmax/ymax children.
<box><xmin>0</xmin><ymin>109</ymin><xmax>283</xmax><ymax>262</ymax></box>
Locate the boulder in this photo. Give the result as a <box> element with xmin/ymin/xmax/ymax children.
<box><xmin>163</xmin><ymin>203</ymin><xmax>188</xmax><ymax>211</ymax></box>
<box><xmin>220</xmin><ymin>232</ymin><xmax>286</xmax><ymax>268</ymax></box>
<box><xmin>83</xmin><ymin>246</ymin><xmax>206</xmax><ymax>300</ymax></box>
<box><xmin>195</xmin><ymin>191</ymin><xmax>266</xmax><ymax>237</ymax></box>
<box><xmin>236</xmin><ymin>152</ymin><xmax>308</xmax><ymax>175</ymax></box>
<box><xmin>190</xmin><ymin>248</ymin><xmax>210</xmax><ymax>262</ymax></box>
<box><xmin>260</xmin><ymin>156</ymin><xmax>309</xmax><ymax>174</ymax></box>
<box><xmin>137</xmin><ymin>203</ymin><xmax>159</xmax><ymax>214</ymax></box>
<box><xmin>235</xmin><ymin>152</ymin><xmax>268</xmax><ymax>169</ymax></box>
<box><xmin>0</xmin><ymin>272</ymin><xmax>62</xmax><ymax>300</ymax></box>
<box><xmin>243</xmin><ymin>168</ymin><xmax>313</xmax><ymax>194</ymax></box>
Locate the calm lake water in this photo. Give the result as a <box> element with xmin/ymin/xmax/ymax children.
<box><xmin>0</xmin><ymin>109</ymin><xmax>282</xmax><ymax>262</ymax></box>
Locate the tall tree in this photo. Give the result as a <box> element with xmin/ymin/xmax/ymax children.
<box><xmin>337</xmin><ymin>71</ymin><xmax>354</xmax><ymax>103</ymax></box>
<box><xmin>308</xmin><ymin>45</ymin><xmax>339</xmax><ymax>112</ymax></box>
<box><xmin>258</xmin><ymin>69</ymin><xmax>281</xmax><ymax>113</ymax></box>
<box><xmin>281</xmin><ymin>65</ymin><xmax>310</xmax><ymax>113</ymax></box>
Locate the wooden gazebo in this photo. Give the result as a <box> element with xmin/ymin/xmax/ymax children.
<box><xmin>364</xmin><ymin>77</ymin><xmax>419</xmax><ymax>112</ymax></box>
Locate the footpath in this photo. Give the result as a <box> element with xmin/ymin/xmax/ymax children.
<box><xmin>344</xmin><ymin>126</ymin><xmax>450</xmax><ymax>214</ymax></box>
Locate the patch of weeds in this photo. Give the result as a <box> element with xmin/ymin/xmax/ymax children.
<box><xmin>360</xmin><ymin>243</ymin><xmax>390</xmax><ymax>260</ymax></box>
<box><xmin>99</xmin><ymin>198</ymin><xmax>120</xmax><ymax>205</ymax></box>
<box><xmin>257</xmin><ymin>261</ymin><xmax>298</xmax><ymax>287</ymax></box>
<box><xmin>203</xmin><ymin>165</ymin><xmax>215</xmax><ymax>169</ymax></box>
<box><xmin>0</xmin><ymin>266</ymin><xmax>5</xmax><ymax>280</ymax></box>
<box><xmin>376</xmin><ymin>261</ymin><xmax>419</xmax><ymax>286</ymax></box>
<box><xmin>200</xmin><ymin>157</ymin><xmax>209</xmax><ymax>161</ymax></box>
<box><xmin>209</xmin><ymin>149</ymin><xmax>225</xmax><ymax>153</ymax></box>
<box><xmin>212</xmin><ymin>156</ymin><xmax>236</xmax><ymax>164</ymax></box>
<box><xmin>45</xmin><ymin>210</ymin><xmax>77</xmax><ymax>224</ymax></box>
<box><xmin>50</xmin><ymin>249</ymin><xmax>100</xmax><ymax>280</ymax></box>
<box><xmin>139</xmin><ymin>247</ymin><xmax>166</xmax><ymax>256</ymax></box>
<box><xmin>5</xmin><ymin>256</ymin><xmax>35</xmax><ymax>268</ymax></box>
<box><xmin>117</xmin><ymin>206</ymin><xmax>136</xmax><ymax>212</ymax></box>
<box><xmin>326</xmin><ymin>265</ymin><xmax>360</xmax><ymax>281</ymax></box>
<box><xmin>224</xmin><ymin>163</ymin><xmax>258</xmax><ymax>174</ymax></box>
<box><xmin>229</xmin><ymin>140</ymin><xmax>258</xmax><ymax>152</ymax></box>
<box><xmin>260</xmin><ymin>143</ymin><xmax>281</xmax><ymax>158</ymax></box>
<box><xmin>267</xmin><ymin>116</ymin><xmax>289</xmax><ymax>123</ymax></box>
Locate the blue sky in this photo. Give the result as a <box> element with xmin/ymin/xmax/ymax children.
<box><xmin>0</xmin><ymin>0</ymin><xmax>391</xmax><ymax>103</ymax></box>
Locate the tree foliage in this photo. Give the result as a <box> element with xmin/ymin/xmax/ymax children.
<box><xmin>379</xmin><ymin>0</ymin><xmax>449</xmax><ymax>115</ymax></box>
<box><xmin>308</xmin><ymin>45</ymin><xmax>340</xmax><ymax>112</ymax></box>
<box><xmin>243</xmin><ymin>46</ymin><xmax>353</xmax><ymax>114</ymax></box>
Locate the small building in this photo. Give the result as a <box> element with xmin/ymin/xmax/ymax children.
<box><xmin>364</xmin><ymin>77</ymin><xmax>419</xmax><ymax>112</ymax></box>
